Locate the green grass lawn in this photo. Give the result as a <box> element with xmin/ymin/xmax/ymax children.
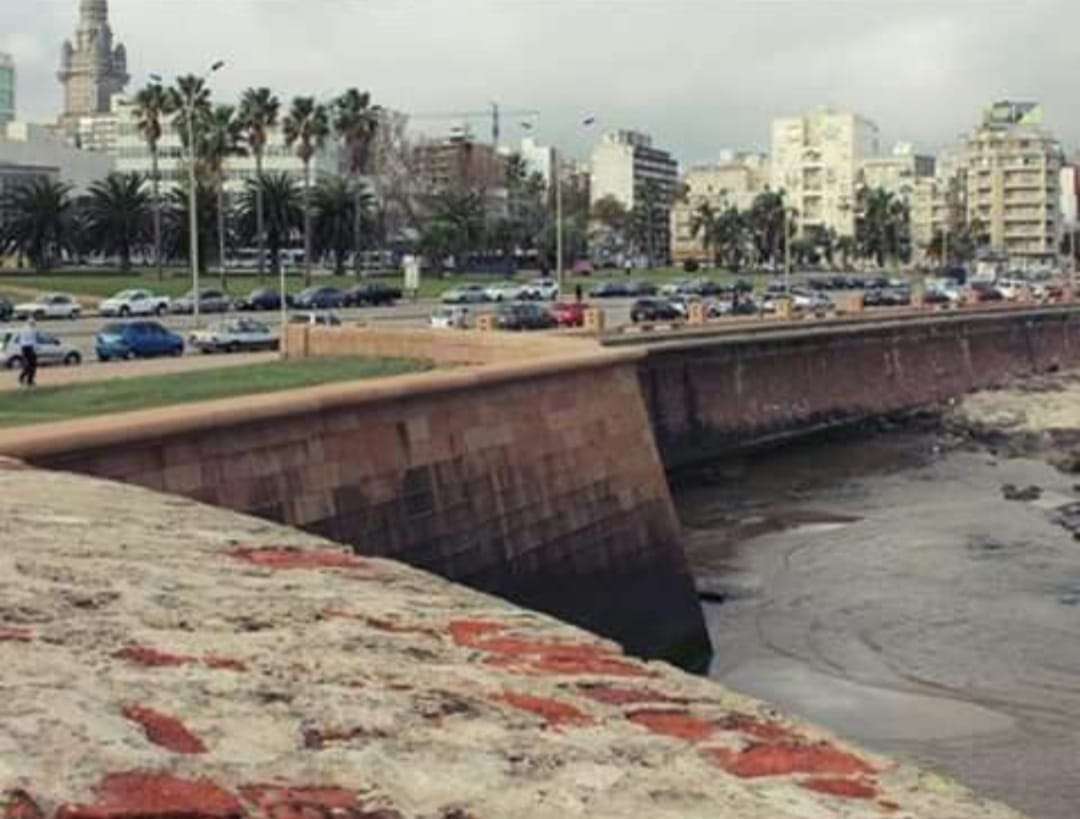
<box><xmin>0</xmin><ymin>356</ymin><xmax>431</xmax><ymax>428</ymax></box>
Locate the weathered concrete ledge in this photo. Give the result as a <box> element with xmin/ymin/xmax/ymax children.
<box><xmin>0</xmin><ymin>465</ymin><xmax>1026</xmax><ymax>818</ymax></box>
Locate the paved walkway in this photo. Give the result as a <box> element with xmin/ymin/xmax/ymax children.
<box><xmin>0</xmin><ymin>350</ymin><xmax>278</xmax><ymax>392</ymax></box>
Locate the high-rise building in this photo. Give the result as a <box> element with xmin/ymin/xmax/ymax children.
<box><xmin>518</xmin><ymin>136</ymin><xmax>554</xmax><ymax>188</ymax></box>
<box><xmin>670</xmin><ymin>152</ymin><xmax>770</xmax><ymax>264</ymax></box>
<box><xmin>961</xmin><ymin>101</ymin><xmax>1063</xmax><ymax>263</ymax></box>
<box><xmin>770</xmin><ymin>108</ymin><xmax>880</xmax><ymax>238</ymax></box>
<box><xmin>0</xmin><ymin>53</ymin><xmax>15</xmax><ymax>127</ymax></box>
<box><xmin>413</xmin><ymin>134</ymin><xmax>507</xmax><ymax>193</ymax></box>
<box><xmin>858</xmin><ymin>143</ymin><xmax>935</xmax><ymax>250</ymax></box>
<box><xmin>589</xmin><ymin>130</ymin><xmax>678</xmax><ymax>263</ymax></box>
<box><xmin>58</xmin><ymin>0</ymin><xmax>129</xmax><ymax>141</ymax></box>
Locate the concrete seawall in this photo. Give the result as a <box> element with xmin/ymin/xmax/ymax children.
<box><xmin>0</xmin><ymin>334</ymin><xmax>708</xmax><ymax>666</ymax></box>
<box><xmin>623</xmin><ymin>305</ymin><xmax>1080</xmax><ymax>468</ymax></box>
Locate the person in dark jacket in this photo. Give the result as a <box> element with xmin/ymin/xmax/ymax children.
<box><xmin>15</xmin><ymin>318</ymin><xmax>37</xmax><ymax>387</ymax></box>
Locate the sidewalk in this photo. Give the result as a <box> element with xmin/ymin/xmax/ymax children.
<box><xmin>0</xmin><ymin>351</ymin><xmax>278</xmax><ymax>392</ymax></box>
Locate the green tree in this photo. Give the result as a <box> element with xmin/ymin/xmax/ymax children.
<box><xmin>835</xmin><ymin>235</ymin><xmax>857</xmax><ymax>271</ymax></box>
<box><xmin>0</xmin><ymin>179</ymin><xmax>75</xmax><ymax>272</ymax></box>
<box><xmin>237</xmin><ymin>173</ymin><xmax>302</xmax><ymax>275</ymax></box>
<box><xmin>630</xmin><ymin>180</ymin><xmax>666</xmax><ymax>268</ymax></box>
<box><xmin>313</xmin><ymin>176</ymin><xmax>374</xmax><ymax>275</ymax></box>
<box><xmin>283</xmin><ymin>96</ymin><xmax>330</xmax><ymax>286</ymax></box>
<box><xmin>201</xmin><ymin>104</ymin><xmax>246</xmax><ymax>288</ymax></box>
<box><xmin>855</xmin><ymin>187</ymin><xmax>910</xmax><ymax>268</ymax></box>
<box><xmin>133</xmin><ymin>81</ymin><xmax>176</xmax><ymax>280</ymax></box>
<box><xmin>84</xmin><ymin>173</ymin><xmax>151</xmax><ymax>272</ymax></box>
<box><xmin>420</xmin><ymin>189</ymin><xmax>486</xmax><ymax>272</ymax></box>
<box><xmin>690</xmin><ymin>201</ymin><xmax>719</xmax><ymax>264</ymax></box>
<box><xmin>333</xmin><ymin>88</ymin><xmax>380</xmax><ymax>278</ymax></box>
<box><xmin>748</xmin><ymin>189</ymin><xmax>786</xmax><ymax>266</ymax></box>
<box><xmin>713</xmin><ymin>205</ymin><xmax>749</xmax><ymax>271</ymax></box>
<box><xmin>238</xmin><ymin>87</ymin><xmax>281</xmax><ymax>279</ymax></box>
<box><xmin>163</xmin><ymin>179</ymin><xmax>217</xmax><ymax>273</ymax></box>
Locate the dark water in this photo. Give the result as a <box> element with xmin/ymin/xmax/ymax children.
<box><xmin>675</xmin><ymin>429</ymin><xmax>1080</xmax><ymax>819</ymax></box>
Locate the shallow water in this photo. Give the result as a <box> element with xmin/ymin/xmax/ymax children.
<box><xmin>676</xmin><ymin>430</ymin><xmax>1080</xmax><ymax>819</ymax></box>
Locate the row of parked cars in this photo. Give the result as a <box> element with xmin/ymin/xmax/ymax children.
<box><xmin>440</xmin><ymin>279</ymin><xmax>560</xmax><ymax>304</ymax></box>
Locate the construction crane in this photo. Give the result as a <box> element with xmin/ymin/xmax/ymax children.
<box><xmin>407</xmin><ymin>102</ymin><xmax>540</xmax><ymax>147</ymax></box>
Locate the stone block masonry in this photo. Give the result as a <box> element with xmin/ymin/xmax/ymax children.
<box><xmin>0</xmin><ymin>341</ymin><xmax>708</xmax><ymax>666</ymax></box>
<box><xmin>0</xmin><ymin>467</ymin><xmax>1026</xmax><ymax>818</ymax></box>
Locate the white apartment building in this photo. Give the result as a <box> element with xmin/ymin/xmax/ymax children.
<box><xmin>517</xmin><ymin>136</ymin><xmax>553</xmax><ymax>188</ymax></box>
<box><xmin>670</xmin><ymin>152</ymin><xmax>769</xmax><ymax>264</ymax></box>
<box><xmin>0</xmin><ymin>120</ymin><xmax>112</xmax><ymax>192</ymax></box>
<box><xmin>858</xmin><ymin>143</ymin><xmax>935</xmax><ymax>250</ymax></box>
<box><xmin>0</xmin><ymin>53</ymin><xmax>14</xmax><ymax>127</ymax></box>
<box><xmin>962</xmin><ymin>101</ymin><xmax>1063</xmax><ymax>263</ymax></box>
<box><xmin>770</xmin><ymin>108</ymin><xmax>880</xmax><ymax>237</ymax></box>
<box><xmin>109</xmin><ymin>96</ymin><xmax>338</xmax><ymax>193</ymax></box>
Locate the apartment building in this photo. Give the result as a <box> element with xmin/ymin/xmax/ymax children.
<box><xmin>962</xmin><ymin>101</ymin><xmax>1063</xmax><ymax>263</ymax></box>
<box><xmin>0</xmin><ymin>120</ymin><xmax>112</xmax><ymax>192</ymax></box>
<box><xmin>858</xmin><ymin>143</ymin><xmax>935</xmax><ymax>249</ymax></box>
<box><xmin>0</xmin><ymin>53</ymin><xmax>14</xmax><ymax>127</ymax></box>
<box><xmin>413</xmin><ymin>135</ymin><xmax>506</xmax><ymax>192</ymax></box>
<box><xmin>670</xmin><ymin>152</ymin><xmax>769</xmax><ymax>264</ymax></box>
<box><xmin>770</xmin><ymin>108</ymin><xmax>879</xmax><ymax>238</ymax></box>
<box><xmin>589</xmin><ymin>130</ymin><xmax>678</xmax><ymax>263</ymax></box>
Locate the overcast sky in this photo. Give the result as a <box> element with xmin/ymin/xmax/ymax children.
<box><xmin>5</xmin><ymin>0</ymin><xmax>1079</xmax><ymax>164</ymax></box>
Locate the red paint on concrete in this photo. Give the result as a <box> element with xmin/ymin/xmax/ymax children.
<box><xmin>800</xmin><ymin>778</ymin><xmax>879</xmax><ymax>800</ymax></box>
<box><xmin>3</xmin><ymin>791</ymin><xmax>44</xmax><ymax>819</ymax></box>
<box><xmin>627</xmin><ymin>709</ymin><xmax>717</xmax><ymax>742</ymax></box>
<box><xmin>706</xmin><ymin>743</ymin><xmax>876</xmax><ymax>779</ymax></box>
<box><xmin>492</xmin><ymin>691</ymin><xmax>593</xmax><ymax>728</ymax></box>
<box><xmin>578</xmin><ymin>685</ymin><xmax>687</xmax><ymax>706</ymax></box>
<box><xmin>203</xmin><ymin>655</ymin><xmax>247</xmax><ymax>672</ymax></box>
<box><xmin>448</xmin><ymin>619</ymin><xmax>506</xmax><ymax>647</ymax></box>
<box><xmin>716</xmin><ymin>714</ymin><xmax>801</xmax><ymax>744</ymax></box>
<box><xmin>239</xmin><ymin>784</ymin><xmax>402</xmax><ymax>819</ymax></box>
<box><xmin>0</xmin><ymin>628</ymin><xmax>33</xmax><ymax>643</ymax></box>
<box><xmin>113</xmin><ymin>646</ymin><xmax>197</xmax><ymax>668</ymax></box>
<box><xmin>122</xmin><ymin>705</ymin><xmax>208</xmax><ymax>754</ymax></box>
<box><xmin>55</xmin><ymin>772</ymin><xmax>243</xmax><ymax>819</ymax></box>
<box><xmin>229</xmin><ymin>547</ymin><xmax>368</xmax><ymax>571</ymax></box>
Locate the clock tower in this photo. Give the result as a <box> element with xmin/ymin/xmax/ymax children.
<box><xmin>57</xmin><ymin>0</ymin><xmax>129</xmax><ymax>139</ymax></box>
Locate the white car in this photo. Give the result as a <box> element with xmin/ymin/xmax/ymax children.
<box><xmin>0</xmin><ymin>329</ymin><xmax>82</xmax><ymax>368</ymax></box>
<box><xmin>99</xmin><ymin>289</ymin><xmax>171</xmax><ymax>317</ymax></box>
<box><xmin>441</xmin><ymin>284</ymin><xmax>489</xmax><ymax>304</ymax></box>
<box><xmin>14</xmin><ymin>293</ymin><xmax>81</xmax><ymax>320</ymax></box>
<box><xmin>189</xmin><ymin>318</ymin><xmax>279</xmax><ymax>354</ymax></box>
<box><xmin>484</xmin><ymin>282</ymin><xmax>530</xmax><ymax>302</ymax></box>
<box><xmin>524</xmin><ymin>278</ymin><xmax>560</xmax><ymax>301</ymax></box>
<box><xmin>430</xmin><ymin>306</ymin><xmax>472</xmax><ymax>329</ymax></box>
<box><xmin>994</xmin><ymin>279</ymin><xmax>1028</xmax><ymax>300</ymax></box>
<box><xmin>288</xmin><ymin>311</ymin><xmax>342</xmax><ymax>327</ymax></box>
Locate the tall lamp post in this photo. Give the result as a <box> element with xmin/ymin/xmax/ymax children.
<box><xmin>545</xmin><ymin>116</ymin><xmax>596</xmax><ymax>299</ymax></box>
<box><xmin>152</xmin><ymin>60</ymin><xmax>225</xmax><ymax>328</ymax></box>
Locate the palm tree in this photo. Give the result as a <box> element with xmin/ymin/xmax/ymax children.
<box><xmin>631</xmin><ymin>180</ymin><xmax>666</xmax><ymax>268</ymax></box>
<box><xmin>690</xmin><ymin>201</ymin><xmax>719</xmax><ymax>265</ymax></box>
<box><xmin>201</xmin><ymin>104</ymin><xmax>247</xmax><ymax>288</ymax></box>
<box><xmin>0</xmin><ymin>179</ymin><xmax>74</xmax><ymax>272</ymax></box>
<box><xmin>238</xmin><ymin>87</ymin><xmax>280</xmax><ymax>279</ymax></box>
<box><xmin>168</xmin><ymin>75</ymin><xmax>212</xmax><ymax>273</ymax></box>
<box><xmin>163</xmin><ymin>180</ymin><xmax>216</xmax><ymax>272</ymax></box>
<box><xmin>748</xmin><ymin>190</ymin><xmax>786</xmax><ymax>266</ymax></box>
<box><xmin>313</xmin><ymin>176</ymin><xmax>374</xmax><ymax>275</ymax></box>
<box><xmin>84</xmin><ymin>173</ymin><xmax>151</xmax><ymax>272</ymax></box>
<box><xmin>855</xmin><ymin>187</ymin><xmax>910</xmax><ymax>268</ymax></box>
<box><xmin>237</xmin><ymin>173</ymin><xmax>302</xmax><ymax>276</ymax></box>
<box><xmin>835</xmin><ymin>236</ymin><xmax>857</xmax><ymax>271</ymax></box>
<box><xmin>133</xmin><ymin>81</ymin><xmax>176</xmax><ymax>280</ymax></box>
<box><xmin>283</xmin><ymin>96</ymin><xmax>330</xmax><ymax>286</ymax></box>
<box><xmin>714</xmin><ymin>205</ymin><xmax>749</xmax><ymax>271</ymax></box>
<box><xmin>332</xmin><ymin>88</ymin><xmax>380</xmax><ymax>277</ymax></box>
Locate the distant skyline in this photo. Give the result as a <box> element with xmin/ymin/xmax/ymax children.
<box><xmin>4</xmin><ymin>0</ymin><xmax>1080</xmax><ymax>163</ymax></box>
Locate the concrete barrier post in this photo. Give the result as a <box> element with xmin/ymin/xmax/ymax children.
<box><xmin>584</xmin><ymin>308</ymin><xmax>606</xmax><ymax>333</ymax></box>
<box><xmin>688</xmin><ymin>301</ymin><xmax>706</xmax><ymax>325</ymax></box>
<box><xmin>775</xmin><ymin>297</ymin><xmax>793</xmax><ymax>321</ymax></box>
<box><xmin>477</xmin><ymin>314</ymin><xmax>497</xmax><ymax>332</ymax></box>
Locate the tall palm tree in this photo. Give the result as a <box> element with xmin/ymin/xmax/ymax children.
<box><xmin>84</xmin><ymin>173</ymin><xmax>151</xmax><ymax>272</ymax></box>
<box><xmin>690</xmin><ymin>201</ymin><xmax>719</xmax><ymax>265</ymax></box>
<box><xmin>714</xmin><ymin>205</ymin><xmax>749</xmax><ymax>271</ymax></box>
<box><xmin>748</xmin><ymin>189</ymin><xmax>786</xmax><ymax>266</ymax></box>
<box><xmin>313</xmin><ymin>176</ymin><xmax>374</xmax><ymax>275</ymax></box>
<box><xmin>0</xmin><ymin>178</ymin><xmax>74</xmax><ymax>272</ymax></box>
<box><xmin>238</xmin><ymin>87</ymin><xmax>281</xmax><ymax>279</ymax></box>
<box><xmin>332</xmin><ymin>89</ymin><xmax>380</xmax><ymax>278</ymax></box>
<box><xmin>201</xmin><ymin>105</ymin><xmax>247</xmax><ymax>288</ymax></box>
<box><xmin>283</xmin><ymin>96</ymin><xmax>330</xmax><ymax>286</ymax></box>
<box><xmin>238</xmin><ymin>173</ymin><xmax>302</xmax><ymax>275</ymax></box>
<box><xmin>133</xmin><ymin>82</ymin><xmax>176</xmax><ymax>280</ymax></box>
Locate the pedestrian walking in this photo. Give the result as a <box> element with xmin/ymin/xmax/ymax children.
<box><xmin>16</xmin><ymin>318</ymin><xmax>37</xmax><ymax>387</ymax></box>
<box><xmin>575</xmin><ymin>283</ymin><xmax>583</xmax><ymax>303</ymax></box>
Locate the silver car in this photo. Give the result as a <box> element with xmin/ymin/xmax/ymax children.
<box><xmin>0</xmin><ymin>329</ymin><xmax>82</xmax><ymax>369</ymax></box>
<box><xmin>189</xmin><ymin>318</ymin><xmax>279</xmax><ymax>354</ymax></box>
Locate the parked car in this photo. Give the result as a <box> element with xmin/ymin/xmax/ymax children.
<box><xmin>95</xmin><ymin>321</ymin><xmax>184</xmax><ymax>361</ymax></box>
<box><xmin>288</xmin><ymin>311</ymin><xmax>342</xmax><ymax>326</ymax></box>
<box><xmin>441</xmin><ymin>284</ymin><xmax>489</xmax><ymax>304</ymax></box>
<box><xmin>494</xmin><ymin>301</ymin><xmax>558</xmax><ymax>331</ymax></box>
<box><xmin>969</xmin><ymin>281</ymin><xmax>1004</xmax><ymax>302</ymax></box>
<box><xmin>0</xmin><ymin>297</ymin><xmax>11</xmax><ymax>322</ymax></box>
<box><xmin>189</xmin><ymin>318</ymin><xmax>279</xmax><ymax>354</ymax></box>
<box><xmin>14</xmin><ymin>293</ymin><xmax>81</xmax><ymax>320</ymax></box>
<box><xmin>343</xmin><ymin>282</ymin><xmax>402</xmax><ymax>307</ymax></box>
<box><xmin>624</xmin><ymin>280</ymin><xmax>659</xmax><ymax>297</ymax></box>
<box><xmin>590</xmin><ymin>281</ymin><xmax>630</xmax><ymax>298</ymax></box>
<box><xmin>525</xmin><ymin>278</ymin><xmax>560</xmax><ymax>301</ymax></box>
<box><xmin>235</xmin><ymin>288</ymin><xmax>289</xmax><ymax>311</ymax></box>
<box><xmin>706</xmin><ymin>296</ymin><xmax>759</xmax><ymax>317</ymax></box>
<box><xmin>994</xmin><ymin>279</ymin><xmax>1028</xmax><ymax>300</ymax></box>
<box><xmin>1</xmin><ymin>329</ymin><xmax>82</xmax><ymax>369</ymax></box>
<box><xmin>171</xmin><ymin>289</ymin><xmax>232</xmax><ymax>314</ymax></box>
<box><xmin>551</xmin><ymin>301</ymin><xmax>589</xmax><ymax>327</ymax></box>
<box><xmin>630</xmin><ymin>298</ymin><xmax>683</xmax><ymax>323</ymax></box>
<box><xmin>98</xmin><ymin>289</ymin><xmax>170</xmax><ymax>317</ymax></box>
<box><xmin>430</xmin><ymin>306</ymin><xmax>471</xmax><ymax>329</ymax></box>
<box><xmin>293</xmin><ymin>286</ymin><xmax>345</xmax><ymax>310</ymax></box>
<box><xmin>484</xmin><ymin>282</ymin><xmax>530</xmax><ymax>302</ymax></box>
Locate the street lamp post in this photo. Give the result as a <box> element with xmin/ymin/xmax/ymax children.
<box><xmin>154</xmin><ymin>60</ymin><xmax>224</xmax><ymax>329</ymax></box>
<box><xmin>554</xmin><ymin>147</ymin><xmax>563</xmax><ymax>294</ymax></box>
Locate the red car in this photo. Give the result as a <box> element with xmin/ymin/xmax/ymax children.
<box><xmin>551</xmin><ymin>301</ymin><xmax>589</xmax><ymax>327</ymax></box>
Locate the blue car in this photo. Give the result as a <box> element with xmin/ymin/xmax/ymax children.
<box><xmin>95</xmin><ymin>321</ymin><xmax>184</xmax><ymax>362</ymax></box>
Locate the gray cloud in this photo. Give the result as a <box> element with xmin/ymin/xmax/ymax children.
<box><xmin>5</xmin><ymin>0</ymin><xmax>1080</xmax><ymax>164</ymax></box>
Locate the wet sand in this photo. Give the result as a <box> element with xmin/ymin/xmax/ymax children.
<box><xmin>677</xmin><ymin>424</ymin><xmax>1080</xmax><ymax>819</ymax></box>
